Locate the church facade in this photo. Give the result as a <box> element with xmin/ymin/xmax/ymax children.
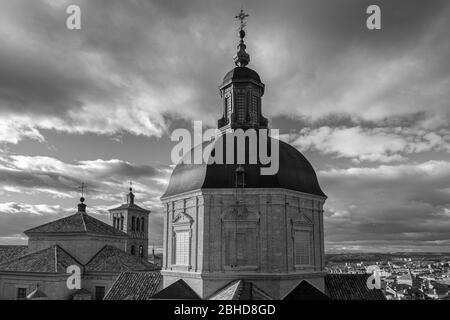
<box><xmin>160</xmin><ymin>10</ymin><xmax>327</xmax><ymax>299</ymax></box>
<box><xmin>0</xmin><ymin>190</ymin><xmax>157</xmax><ymax>300</ymax></box>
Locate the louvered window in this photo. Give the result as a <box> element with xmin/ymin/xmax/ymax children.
<box><xmin>250</xmin><ymin>96</ymin><xmax>259</xmax><ymax>124</ymax></box>
<box><xmin>295</xmin><ymin>231</ymin><xmax>312</xmax><ymax>265</ymax></box>
<box><xmin>225</xmin><ymin>96</ymin><xmax>232</xmax><ymax>121</ymax></box>
<box><xmin>175</xmin><ymin>231</ymin><xmax>190</xmax><ymax>266</ymax></box>
<box><xmin>236</xmin><ymin>93</ymin><xmax>246</xmax><ymax>123</ymax></box>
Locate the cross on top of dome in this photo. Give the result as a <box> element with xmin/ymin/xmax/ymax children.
<box><xmin>233</xmin><ymin>8</ymin><xmax>250</xmax><ymax>67</ymax></box>
<box><xmin>235</xmin><ymin>8</ymin><xmax>249</xmax><ymax>33</ymax></box>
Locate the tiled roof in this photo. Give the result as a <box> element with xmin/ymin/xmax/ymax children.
<box><xmin>24</xmin><ymin>212</ymin><xmax>127</xmax><ymax>237</ymax></box>
<box><xmin>208</xmin><ymin>280</ymin><xmax>272</xmax><ymax>300</ymax></box>
<box><xmin>325</xmin><ymin>274</ymin><xmax>386</xmax><ymax>300</ymax></box>
<box><xmin>151</xmin><ymin>279</ymin><xmax>200</xmax><ymax>300</ymax></box>
<box><xmin>209</xmin><ymin>281</ymin><xmax>242</xmax><ymax>300</ymax></box>
<box><xmin>73</xmin><ymin>288</ymin><xmax>92</xmax><ymax>296</ymax></box>
<box><xmin>0</xmin><ymin>245</ymin><xmax>81</xmax><ymax>273</ymax></box>
<box><xmin>0</xmin><ymin>245</ymin><xmax>28</xmax><ymax>265</ymax></box>
<box><xmin>283</xmin><ymin>280</ymin><xmax>329</xmax><ymax>300</ymax></box>
<box><xmin>109</xmin><ymin>203</ymin><xmax>150</xmax><ymax>213</ymax></box>
<box><xmin>398</xmin><ymin>273</ymin><xmax>413</xmax><ymax>280</ymax></box>
<box><xmin>104</xmin><ymin>271</ymin><xmax>162</xmax><ymax>300</ymax></box>
<box><xmin>84</xmin><ymin>245</ymin><xmax>158</xmax><ymax>273</ymax></box>
<box><xmin>27</xmin><ymin>288</ymin><xmax>48</xmax><ymax>299</ymax></box>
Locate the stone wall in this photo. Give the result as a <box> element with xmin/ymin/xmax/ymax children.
<box><xmin>161</xmin><ymin>188</ymin><xmax>326</xmax><ymax>299</ymax></box>
<box><xmin>0</xmin><ymin>274</ymin><xmax>72</xmax><ymax>300</ymax></box>
<box><xmin>0</xmin><ymin>272</ymin><xmax>120</xmax><ymax>300</ymax></box>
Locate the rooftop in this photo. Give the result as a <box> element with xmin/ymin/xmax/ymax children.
<box><xmin>104</xmin><ymin>271</ymin><xmax>162</xmax><ymax>300</ymax></box>
<box><xmin>24</xmin><ymin>211</ymin><xmax>127</xmax><ymax>238</ymax></box>
<box><xmin>325</xmin><ymin>274</ymin><xmax>386</xmax><ymax>300</ymax></box>
<box><xmin>0</xmin><ymin>245</ymin><xmax>28</xmax><ymax>265</ymax></box>
<box><xmin>0</xmin><ymin>245</ymin><xmax>82</xmax><ymax>273</ymax></box>
<box><xmin>208</xmin><ymin>280</ymin><xmax>272</xmax><ymax>300</ymax></box>
<box><xmin>84</xmin><ymin>245</ymin><xmax>158</xmax><ymax>273</ymax></box>
<box><xmin>151</xmin><ymin>279</ymin><xmax>200</xmax><ymax>300</ymax></box>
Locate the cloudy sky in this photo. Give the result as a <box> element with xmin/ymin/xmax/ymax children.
<box><xmin>0</xmin><ymin>0</ymin><xmax>449</xmax><ymax>253</ymax></box>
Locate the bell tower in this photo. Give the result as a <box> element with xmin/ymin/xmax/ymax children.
<box><xmin>218</xmin><ymin>9</ymin><xmax>268</xmax><ymax>133</ymax></box>
<box><xmin>109</xmin><ymin>185</ymin><xmax>151</xmax><ymax>259</ymax></box>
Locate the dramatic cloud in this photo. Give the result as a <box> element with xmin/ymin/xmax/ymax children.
<box><xmin>0</xmin><ymin>155</ymin><xmax>170</xmax><ymax>246</ymax></box>
<box><xmin>0</xmin><ymin>155</ymin><xmax>168</xmax><ymax>198</ymax></box>
<box><xmin>0</xmin><ymin>0</ymin><xmax>449</xmax><ymax>252</ymax></box>
<box><xmin>291</xmin><ymin>126</ymin><xmax>450</xmax><ymax>163</ymax></box>
<box><xmin>0</xmin><ymin>0</ymin><xmax>449</xmax><ymax>144</ymax></box>
<box><xmin>320</xmin><ymin>161</ymin><xmax>450</xmax><ymax>252</ymax></box>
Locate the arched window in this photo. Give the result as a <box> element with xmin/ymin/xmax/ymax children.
<box><xmin>130</xmin><ymin>245</ymin><xmax>136</xmax><ymax>255</ymax></box>
<box><xmin>139</xmin><ymin>246</ymin><xmax>144</xmax><ymax>258</ymax></box>
<box><xmin>141</xmin><ymin>217</ymin><xmax>145</xmax><ymax>232</ymax></box>
<box><xmin>131</xmin><ymin>216</ymin><xmax>135</xmax><ymax>231</ymax></box>
<box><xmin>136</xmin><ymin>218</ymin><xmax>140</xmax><ymax>232</ymax></box>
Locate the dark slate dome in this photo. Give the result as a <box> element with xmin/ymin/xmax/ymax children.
<box><xmin>222</xmin><ymin>66</ymin><xmax>262</xmax><ymax>85</ymax></box>
<box><xmin>162</xmin><ymin>135</ymin><xmax>326</xmax><ymax>199</ymax></box>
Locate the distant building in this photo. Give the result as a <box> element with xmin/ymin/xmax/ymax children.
<box><xmin>0</xmin><ymin>190</ymin><xmax>158</xmax><ymax>300</ymax></box>
<box><xmin>109</xmin><ymin>188</ymin><xmax>151</xmax><ymax>259</ymax></box>
<box><xmin>397</xmin><ymin>270</ymin><xmax>413</xmax><ymax>286</ymax></box>
<box><xmin>148</xmin><ymin>248</ymin><xmax>162</xmax><ymax>268</ymax></box>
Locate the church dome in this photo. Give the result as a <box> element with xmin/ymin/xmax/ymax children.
<box><xmin>222</xmin><ymin>66</ymin><xmax>262</xmax><ymax>85</ymax></box>
<box><xmin>162</xmin><ymin>135</ymin><xmax>326</xmax><ymax>199</ymax></box>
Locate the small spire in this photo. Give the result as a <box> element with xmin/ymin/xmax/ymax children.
<box><xmin>233</xmin><ymin>8</ymin><xmax>250</xmax><ymax>67</ymax></box>
<box><xmin>77</xmin><ymin>183</ymin><xmax>87</xmax><ymax>213</ymax></box>
<box><xmin>127</xmin><ymin>181</ymin><xmax>135</xmax><ymax>205</ymax></box>
<box><xmin>78</xmin><ymin>196</ymin><xmax>86</xmax><ymax>213</ymax></box>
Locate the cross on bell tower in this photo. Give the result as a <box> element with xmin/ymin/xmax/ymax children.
<box><xmin>127</xmin><ymin>180</ymin><xmax>135</xmax><ymax>205</ymax></box>
<box><xmin>109</xmin><ymin>183</ymin><xmax>151</xmax><ymax>259</ymax></box>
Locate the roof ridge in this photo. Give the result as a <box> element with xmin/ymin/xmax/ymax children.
<box><xmin>109</xmin><ymin>202</ymin><xmax>151</xmax><ymax>213</ymax></box>
<box><xmin>83</xmin><ymin>213</ymin><xmax>128</xmax><ymax>236</ymax></box>
<box><xmin>233</xmin><ymin>280</ymin><xmax>244</xmax><ymax>300</ymax></box>
<box><xmin>50</xmin><ymin>244</ymin><xmax>84</xmax><ymax>272</ymax></box>
<box><xmin>251</xmin><ymin>282</ymin><xmax>273</xmax><ymax>300</ymax></box>
<box><xmin>25</xmin><ymin>211</ymin><xmax>128</xmax><ymax>237</ymax></box>
<box><xmin>79</xmin><ymin>211</ymin><xmax>88</xmax><ymax>232</ymax></box>
<box><xmin>54</xmin><ymin>246</ymin><xmax>58</xmax><ymax>272</ymax></box>
<box><xmin>84</xmin><ymin>244</ymin><xmax>108</xmax><ymax>266</ymax></box>
<box><xmin>0</xmin><ymin>245</ymin><xmax>82</xmax><ymax>274</ymax></box>
<box><xmin>54</xmin><ymin>244</ymin><xmax>84</xmax><ymax>267</ymax></box>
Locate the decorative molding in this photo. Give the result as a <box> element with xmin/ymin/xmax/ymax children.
<box><xmin>291</xmin><ymin>214</ymin><xmax>313</xmax><ymax>226</ymax></box>
<box><xmin>172</xmin><ymin>211</ymin><xmax>193</xmax><ymax>225</ymax></box>
<box><xmin>221</xmin><ymin>205</ymin><xmax>260</xmax><ymax>222</ymax></box>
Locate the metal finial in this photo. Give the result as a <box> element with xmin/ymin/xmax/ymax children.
<box><xmin>127</xmin><ymin>181</ymin><xmax>135</xmax><ymax>205</ymax></box>
<box><xmin>233</xmin><ymin>8</ymin><xmax>250</xmax><ymax>67</ymax></box>
<box><xmin>77</xmin><ymin>182</ymin><xmax>88</xmax><ymax>212</ymax></box>
<box><xmin>78</xmin><ymin>182</ymin><xmax>87</xmax><ymax>202</ymax></box>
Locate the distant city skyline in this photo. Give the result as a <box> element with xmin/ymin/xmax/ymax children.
<box><xmin>0</xmin><ymin>0</ymin><xmax>449</xmax><ymax>253</ymax></box>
